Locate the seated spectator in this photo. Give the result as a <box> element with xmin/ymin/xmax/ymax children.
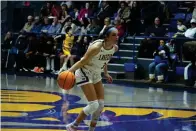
<box><xmin>54</xmin><ymin>27</ymin><xmax>75</xmax><ymax>73</ymax></box>
<box><xmin>51</xmin><ymin>2</ymin><xmax>61</xmax><ymax>19</ymax></box>
<box><xmin>20</xmin><ymin>15</ymin><xmax>34</xmax><ymax>33</ymax></box>
<box><xmin>130</xmin><ymin>1</ymin><xmax>141</xmax><ymax>34</ymax></box>
<box><xmin>30</xmin><ymin>16</ymin><xmax>42</xmax><ymax>33</ymax></box>
<box><xmin>15</xmin><ymin>33</ymin><xmax>37</xmax><ymax>72</ymax></box>
<box><xmin>114</xmin><ymin>17</ymin><xmax>125</xmax><ymax>39</ymax></box>
<box><xmin>41</xmin><ymin>17</ymin><xmax>51</xmax><ymax>33</ymax></box>
<box><xmin>135</xmin><ymin>18</ymin><xmax>147</xmax><ymax>35</ymax></box>
<box><xmin>42</xmin><ymin>36</ymin><xmax>56</xmax><ymax>73</ymax></box>
<box><xmin>73</xmin><ymin>7</ymin><xmax>79</xmax><ymax>20</ymax></box>
<box><xmin>166</xmin><ymin>39</ymin><xmax>177</xmax><ymax>69</ymax></box>
<box><xmin>148</xmin><ymin>40</ymin><xmax>170</xmax><ymax>83</ymax></box>
<box><xmin>99</xmin><ymin>17</ymin><xmax>112</xmax><ymax>35</ymax></box>
<box><xmin>31</xmin><ymin>33</ymin><xmax>47</xmax><ymax>73</ymax></box>
<box><xmin>173</xmin><ymin>19</ymin><xmax>187</xmax><ymax>38</ymax></box>
<box><xmin>59</xmin><ymin>3</ymin><xmax>69</xmax><ymax>23</ymax></box>
<box><xmin>77</xmin><ymin>17</ymin><xmax>90</xmax><ymax>42</ymax></box>
<box><xmin>145</xmin><ymin>17</ymin><xmax>166</xmax><ymax>37</ymax></box>
<box><xmin>97</xmin><ymin>1</ymin><xmax>113</xmax><ymax>26</ymax></box>
<box><xmin>70</xmin><ymin>36</ymin><xmax>92</xmax><ymax>66</ymax></box>
<box><xmin>87</xmin><ymin>18</ymin><xmax>102</xmax><ymax>35</ymax></box>
<box><xmin>78</xmin><ymin>2</ymin><xmax>93</xmax><ymax>21</ymax></box>
<box><xmin>138</xmin><ymin>17</ymin><xmax>166</xmax><ymax>58</ymax></box>
<box><xmin>24</xmin><ymin>33</ymin><xmax>37</xmax><ymax>70</ymax></box>
<box><xmin>71</xmin><ymin>20</ymin><xmax>82</xmax><ymax>35</ymax></box>
<box><xmin>40</xmin><ymin>2</ymin><xmax>52</xmax><ymax>17</ymax></box>
<box><xmin>61</xmin><ymin>16</ymin><xmax>73</xmax><ymax>34</ymax></box>
<box><xmin>1</xmin><ymin>31</ymin><xmax>14</xmax><ymax>69</ymax></box>
<box><xmin>48</xmin><ymin>17</ymin><xmax>62</xmax><ymax>34</ymax></box>
<box><xmin>116</xmin><ymin>1</ymin><xmax>131</xmax><ymax>24</ymax></box>
<box><xmin>184</xmin><ymin>19</ymin><xmax>196</xmax><ymax>39</ymax></box>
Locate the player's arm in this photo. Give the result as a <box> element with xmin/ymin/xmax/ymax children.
<box><xmin>103</xmin><ymin>63</ymin><xmax>109</xmax><ymax>76</ymax></box>
<box><xmin>68</xmin><ymin>42</ymin><xmax>101</xmax><ymax>72</ymax></box>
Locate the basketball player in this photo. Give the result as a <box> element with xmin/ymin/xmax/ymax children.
<box><xmin>66</xmin><ymin>26</ymin><xmax>119</xmax><ymax>131</ymax></box>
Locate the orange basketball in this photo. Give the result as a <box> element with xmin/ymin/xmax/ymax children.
<box><xmin>57</xmin><ymin>71</ymin><xmax>75</xmax><ymax>90</ymax></box>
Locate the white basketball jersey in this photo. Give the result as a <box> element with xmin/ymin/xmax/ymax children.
<box><xmin>83</xmin><ymin>39</ymin><xmax>115</xmax><ymax>73</ymax></box>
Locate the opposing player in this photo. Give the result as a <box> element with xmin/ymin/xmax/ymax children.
<box><xmin>66</xmin><ymin>26</ymin><xmax>119</xmax><ymax>131</ymax></box>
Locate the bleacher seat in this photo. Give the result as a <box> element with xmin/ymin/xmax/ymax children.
<box><xmin>174</xmin><ymin>13</ymin><xmax>186</xmax><ymax>20</ymax></box>
<box><xmin>167</xmin><ymin>32</ymin><xmax>175</xmax><ymax>38</ymax></box>
<box><xmin>124</xmin><ymin>63</ymin><xmax>137</xmax><ymax>79</ymax></box>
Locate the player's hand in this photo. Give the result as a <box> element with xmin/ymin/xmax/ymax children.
<box><xmin>105</xmin><ymin>73</ymin><xmax>113</xmax><ymax>83</ymax></box>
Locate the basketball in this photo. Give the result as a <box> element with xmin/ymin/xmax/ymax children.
<box><xmin>57</xmin><ymin>71</ymin><xmax>75</xmax><ymax>90</ymax></box>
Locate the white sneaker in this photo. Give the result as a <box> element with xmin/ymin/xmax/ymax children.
<box><xmin>66</xmin><ymin>123</ymin><xmax>77</xmax><ymax>131</ymax></box>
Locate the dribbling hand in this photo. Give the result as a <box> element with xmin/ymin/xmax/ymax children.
<box><xmin>105</xmin><ymin>73</ymin><xmax>113</xmax><ymax>83</ymax></box>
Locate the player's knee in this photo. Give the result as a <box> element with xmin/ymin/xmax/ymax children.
<box><xmin>83</xmin><ymin>100</ymin><xmax>99</xmax><ymax>115</ymax></box>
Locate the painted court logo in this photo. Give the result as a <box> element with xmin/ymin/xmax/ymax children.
<box><xmin>1</xmin><ymin>89</ymin><xmax>196</xmax><ymax>131</ymax></box>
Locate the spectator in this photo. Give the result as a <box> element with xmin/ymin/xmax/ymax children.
<box><xmin>78</xmin><ymin>2</ymin><xmax>93</xmax><ymax>21</ymax></box>
<box><xmin>114</xmin><ymin>17</ymin><xmax>125</xmax><ymax>39</ymax></box>
<box><xmin>48</xmin><ymin>17</ymin><xmax>62</xmax><ymax>34</ymax></box>
<box><xmin>2</xmin><ymin>31</ymin><xmax>14</xmax><ymax>50</ymax></box>
<box><xmin>31</xmin><ymin>16</ymin><xmax>42</xmax><ymax>33</ymax></box>
<box><xmin>40</xmin><ymin>2</ymin><xmax>52</xmax><ymax>17</ymax></box>
<box><xmin>97</xmin><ymin>1</ymin><xmax>113</xmax><ymax>25</ymax></box>
<box><xmin>20</xmin><ymin>16</ymin><xmax>34</xmax><ymax>33</ymax></box>
<box><xmin>148</xmin><ymin>40</ymin><xmax>170</xmax><ymax>83</ymax></box>
<box><xmin>116</xmin><ymin>1</ymin><xmax>131</xmax><ymax>24</ymax></box>
<box><xmin>173</xmin><ymin>19</ymin><xmax>187</xmax><ymax>38</ymax></box>
<box><xmin>24</xmin><ymin>33</ymin><xmax>38</xmax><ymax>70</ymax></box>
<box><xmin>77</xmin><ymin>17</ymin><xmax>90</xmax><ymax>42</ymax></box>
<box><xmin>99</xmin><ymin>17</ymin><xmax>112</xmax><ymax>35</ymax></box>
<box><xmin>59</xmin><ymin>3</ymin><xmax>69</xmax><ymax>21</ymax></box>
<box><xmin>135</xmin><ymin>18</ymin><xmax>147</xmax><ymax>35</ymax></box>
<box><xmin>1</xmin><ymin>31</ymin><xmax>14</xmax><ymax>69</ymax></box>
<box><xmin>138</xmin><ymin>17</ymin><xmax>166</xmax><ymax>58</ymax></box>
<box><xmin>130</xmin><ymin>1</ymin><xmax>141</xmax><ymax>34</ymax></box>
<box><xmin>42</xmin><ymin>36</ymin><xmax>56</xmax><ymax>72</ymax></box>
<box><xmin>70</xmin><ymin>36</ymin><xmax>92</xmax><ymax>66</ymax></box>
<box><xmin>145</xmin><ymin>17</ymin><xmax>166</xmax><ymax>37</ymax></box>
<box><xmin>31</xmin><ymin>33</ymin><xmax>47</xmax><ymax>73</ymax></box>
<box><xmin>166</xmin><ymin>39</ymin><xmax>177</xmax><ymax>69</ymax></box>
<box><xmin>41</xmin><ymin>17</ymin><xmax>51</xmax><ymax>33</ymax></box>
<box><xmin>61</xmin><ymin>17</ymin><xmax>73</xmax><ymax>34</ymax></box>
<box><xmin>87</xmin><ymin>18</ymin><xmax>102</xmax><ymax>35</ymax></box>
<box><xmin>73</xmin><ymin>7</ymin><xmax>79</xmax><ymax>20</ymax></box>
<box><xmin>184</xmin><ymin>19</ymin><xmax>196</xmax><ymax>39</ymax></box>
<box><xmin>15</xmin><ymin>34</ymin><xmax>37</xmax><ymax>72</ymax></box>
<box><xmin>51</xmin><ymin>2</ymin><xmax>61</xmax><ymax>18</ymax></box>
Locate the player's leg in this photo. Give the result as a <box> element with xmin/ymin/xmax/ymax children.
<box><xmin>66</xmin><ymin>69</ymin><xmax>99</xmax><ymax>131</ymax></box>
<box><xmin>89</xmin><ymin>81</ymin><xmax>104</xmax><ymax>131</ymax></box>
<box><xmin>66</xmin><ymin>83</ymin><xmax>99</xmax><ymax>130</ymax></box>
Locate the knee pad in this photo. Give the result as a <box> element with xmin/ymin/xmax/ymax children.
<box><xmin>83</xmin><ymin>100</ymin><xmax>99</xmax><ymax>116</ymax></box>
<box><xmin>98</xmin><ymin>100</ymin><xmax>104</xmax><ymax>111</ymax></box>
